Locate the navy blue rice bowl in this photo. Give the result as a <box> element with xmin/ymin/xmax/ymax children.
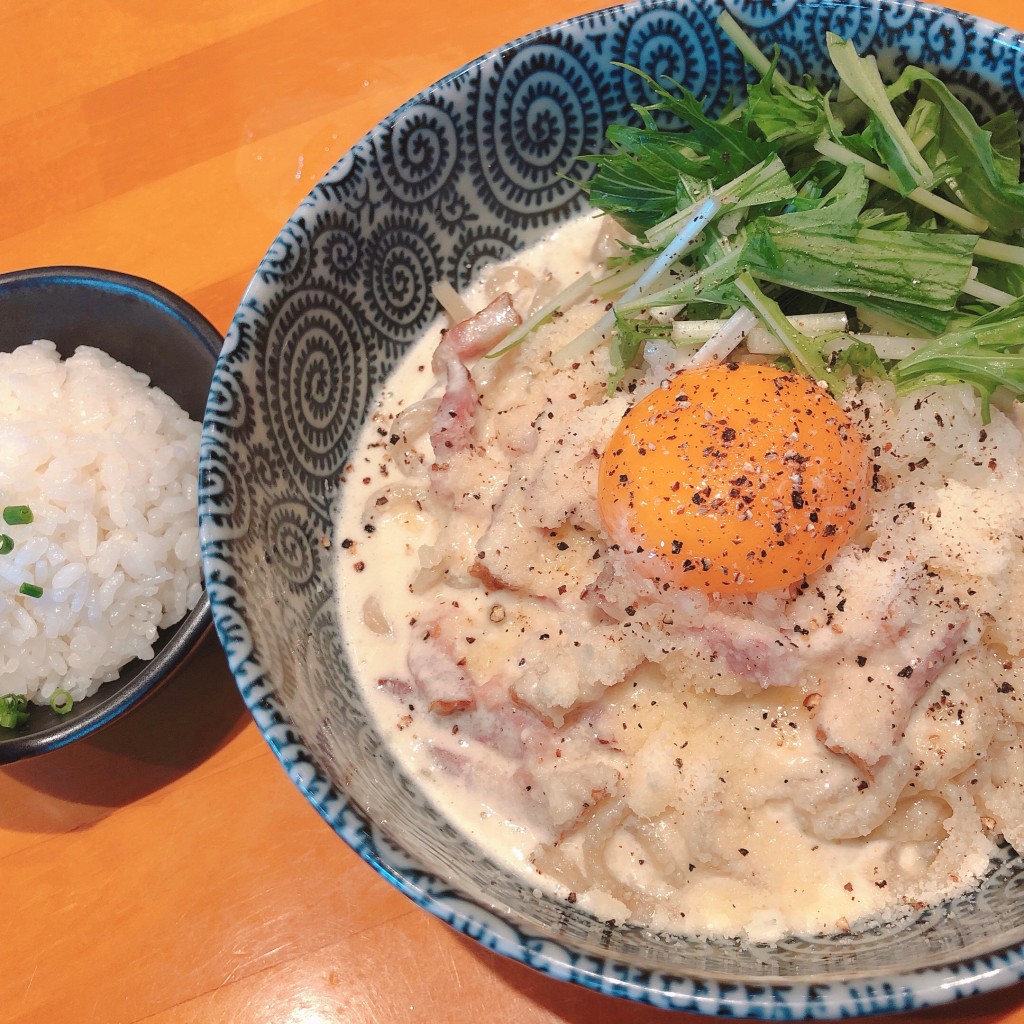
<box><xmin>0</xmin><ymin>266</ymin><xmax>220</xmax><ymax>763</ymax></box>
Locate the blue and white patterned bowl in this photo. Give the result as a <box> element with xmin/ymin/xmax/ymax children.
<box><xmin>199</xmin><ymin>0</ymin><xmax>1024</xmax><ymax>1016</ymax></box>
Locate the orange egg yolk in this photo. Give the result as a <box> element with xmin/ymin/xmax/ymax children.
<box><xmin>598</xmin><ymin>363</ymin><xmax>869</xmax><ymax>594</ymax></box>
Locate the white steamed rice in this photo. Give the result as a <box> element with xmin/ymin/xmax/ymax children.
<box><xmin>0</xmin><ymin>340</ymin><xmax>203</xmax><ymax>705</ymax></box>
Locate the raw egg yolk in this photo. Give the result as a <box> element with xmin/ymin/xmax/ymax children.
<box><xmin>598</xmin><ymin>363</ymin><xmax>868</xmax><ymax>594</ymax></box>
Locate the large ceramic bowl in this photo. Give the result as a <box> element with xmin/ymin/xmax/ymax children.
<box><xmin>199</xmin><ymin>1</ymin><xmax>1024</xmax><ymax>1016</ymax></box>
<box><xmin>0</xmin><ymin>267</ymin><xmax>218</xmax><ymax>762</ymax></box>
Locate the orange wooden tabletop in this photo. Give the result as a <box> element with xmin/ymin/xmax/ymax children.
<box><xmin>2</xmin><ymin>2</ymin><xmax>1024</xmax><ymax>1022</ymax></box>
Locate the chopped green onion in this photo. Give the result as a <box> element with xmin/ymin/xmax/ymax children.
<box><xmin>0</xmin><ymin>693</ymin><xmax>30</xmax><ymax>729</ymax></box>
<box><xmin>3</xmin><ymin>505</ymin><xmax>33</xmax><ymax>526</ymax></box>
<box><xmin>19</xmin><ymin>582</ymin><xmax>43</xmax><ymax>599</ymax></box>
<box><xmin>49</xmin><ymin>689</ymin><xmax>73</xmax><ymax>716</ymax></box>
<box><xmin>0</xmin><ymin>534</ymin><xmax>12</xmax><ymax>555</ymax></box>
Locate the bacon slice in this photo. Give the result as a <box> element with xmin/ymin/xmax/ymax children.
<box><xmin>429</xmin><ymin>345</ymin><xmax>479</xmax><ymax>459</ymax></box>
<box><xmin>406</xmin><ymin>619</ymin><xmax>477</xmax><ymax>716</ymax></box>
<box><xmin>428</xmin><ymin>293</ymin><xmax>521</xmax><ymax>462</ymax></box>
<box><xmin>431</xmin><ymin>291</ymin><xmax>520</xmax><ymax>369</ymax></box>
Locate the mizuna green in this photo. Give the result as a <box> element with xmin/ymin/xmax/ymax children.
<box><xmin>576</xmin><ymin>13</ymin><xmax>1024</xmax><ymax>415</ymax></box>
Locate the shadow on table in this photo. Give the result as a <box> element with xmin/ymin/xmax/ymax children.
<box><xmin>456</xmin><ymin>932</ymin><xmax>685</xmax><ymax>1024</ymax></box>
<box><xmin>459</xmin><ymin>930</ymin><xmax>1024</xmax><ymax>1024</ymax></box>
<box><xmin>0</xmin><ymin>631</ymin><xmax>250</xmax><ymax>817</ymax></box>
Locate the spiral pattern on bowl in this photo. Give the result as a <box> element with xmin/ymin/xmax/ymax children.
<box><xmin>201</xmin><ymin>2</ymin><xmax>1024</xmax><ymax>1016</ymax></box>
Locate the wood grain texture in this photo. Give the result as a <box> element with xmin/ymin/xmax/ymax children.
<box><xmin>2</xmin><ymin>2</ymin><xmax>1023</xmax><ymax>1021</ymax></box>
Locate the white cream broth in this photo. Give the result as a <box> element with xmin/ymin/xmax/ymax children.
<box><xmin>335</xmin><ymin>214</ymin><xmax>1024</xmax><ymax>942</ymax></box>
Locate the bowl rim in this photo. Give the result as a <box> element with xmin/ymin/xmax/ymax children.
<box><xmin>0</xmin><ymin>264</ymin><xmax>223</xmax><ymax>345</ymax></box>
<box><xmin>199</xmin><ymin>0</ymin><xmax>1024</xmax><ymax>1015</ymax></box>
<box><xmin>0</xmin><ymin>264</ymin><xmax>219</xmax><ymax>763</ymax></box>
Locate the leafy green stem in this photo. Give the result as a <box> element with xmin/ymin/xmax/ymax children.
<box><xmin>815</xmin><ymin>138</ymin><xmax>988</xmax><ymax>232</ymax></box>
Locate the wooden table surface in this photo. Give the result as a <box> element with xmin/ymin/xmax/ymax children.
<box><xmin>2</xmin><ymin>1</ymin><xmax>1023</xmax><ymax>1021</ymax></box>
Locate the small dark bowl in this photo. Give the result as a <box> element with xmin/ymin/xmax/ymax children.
<box><xmin>0</xmin><ymin>266</ymin><xmax>220</xmax><ymax>763</ymax></box>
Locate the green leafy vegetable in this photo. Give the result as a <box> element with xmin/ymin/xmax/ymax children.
<box><xmin>733</xmin><ymin>272</ymin><xmax>837</xmax><ymax>387</ymax></box>
<box><xmin>891</xmin><ymin>296</ymin><xmax>1024</xmax><ymax>419</ymax></box>
<box><xmin>888</xmin><ymin>66</ymin><xmax>1024</xmax><ymax>236</ymax></box>
<box><xmin>744</xmin><ymin>58</ymin><xmax>830</xmax><ymax>155</ymax></box>
<box><xmin>831</xmin><ymin>340</ymin><xmax>891</xmax><ymax>381</ymax></box>
<box><xmin>567</xmin><ymin>12</ymin><xmax>1024</xmax><ymax>405</ymax></box>
<box><xmin>645</xmin><ymin>156</ymin><xmax>796</xmax><ymax>248</ymax></box>
<box><xmin>826</xmin><ymin>33</ymin><xmax>934</xmax><ymax>193</ymax></box>
<box><xmin>743</xmin><ymin>215</ymin><xmax>976</xmax><ymax>336</ymax></box>
<box><xmin>584</xmin><ymin>63</ymin><xmax>769</xmax><ymax>233</ymax></box>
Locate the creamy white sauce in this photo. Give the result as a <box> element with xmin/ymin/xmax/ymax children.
<box><xmin>335</xmin><ymin>214</ymin><xmax>1024</xmax><ymax>942</ymax></box>
<box><xmin>336</xmin><ymin>218</ymin><xmax>604</xmax><ymax>879</ymax></box>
